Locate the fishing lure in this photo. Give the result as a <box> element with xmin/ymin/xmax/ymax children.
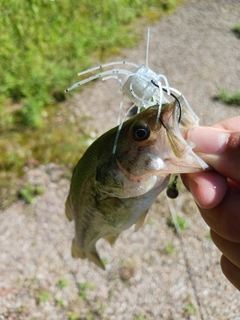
<box><xmin>65</xmin><ymin>29</ymin><xmax>187</xmax><ymax>124</ymax></box>
<box><xmin>65</xmin><ymin>30</ymin><xmax>167</xmax><ymax>117</ymax></box>
<box><xmin>65</xmin><ymin>29</ymin><xmax>190</xmax><ymax>154</ymax></box>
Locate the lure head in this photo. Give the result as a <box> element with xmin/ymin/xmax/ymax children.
<box><xmin>96</xmin><ymin>97</ymin><xmax>209</xmax><ymax>198</ymax></box>
<box><xmin>121</xmin><ymin>65</ymin><xmax>169</xmax><ymax>107</ymax></box>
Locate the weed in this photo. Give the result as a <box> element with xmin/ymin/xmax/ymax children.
<box><xmin>67</xmin><ymin>313</ymin><xmax>79</xmax><ymax>320</ymax></box>
<box><xmin>205</xmin><ymin>230</ymin><xmax>212</xmax><ymax>240</ymax></box>
<box><xmin>135</xmin><ymin>313</ymin><xmax>147</xmax><ymax>320</ymax></box>
<box><xmin>78</xmin><ymin>282</ymin><xmax>95</xmax><ymax>300</ymax></box>
<box><xmin>185</xmin><ymin>302</ymin><xmax>196</xmax><ymax>315</ymax></box>
<box><xmin>102</xmin><ymin>258</ymin><xmax>109</xmax><ymax>267</ymax></box>
<box><xmin>217</xmin><ymin>89</ymin><xmax>240</xmax><ymax>105</ymax></box>
<box><xmin>0</xmin><ymin>103</ymin><xmax>89</xmax><ymax>209</ymax></box>
<box><xmin>168</xmin><ymin>215</ymin><xmax>188</xmax><ymax>232</ymax></box>
<box><xmin>55</xmin><ymin>298</ymin><xmax>65</xmax><ymax>307</ymax></box>
<box><xmin>86</xmin><ymin>311</ymin><xmax>95</xmax><ymax>320</ymax></box>
<box><xmin>164</xmin><ymin>243</ymin><xmax>175</xmax><ymax>255</ymax></box>
<box><xmin>147</xmin><ymin>217</ymin><xmax>155</xmax><ymax>226</ymax></box>
<box><xmin>56</xmin><ymin>278</ymin><xmax>69</xmax><ymax>289</ymax></box>
<box><xmin>18</xmin><ymin>183</ymin><xmax>44</xmax><ymax>204</ymax></box>
<box><xmin>232</xmin><ymin>24</ymin><xmax>240</xmax><ymax>38</ymax></box>
<box><xmin>108</xmin><ymin>289</ymin><xmax>115</xmax><ymax>300</ymax></box>
<box><xmin>37</xmin><ymin>291</ymin><xmax>51</xmax><ymax>304</ymax></box>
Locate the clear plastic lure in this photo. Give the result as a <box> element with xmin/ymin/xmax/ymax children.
<box><xmin>65</xmin><ymin>29</ymin><xmax>190</xmax><ymax>154</ymax></box>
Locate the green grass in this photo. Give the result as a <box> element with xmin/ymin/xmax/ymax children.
<box><xmin>135</xmin><ymin>313</ymin><xmax>147</xmax><ymax>320</ymax></box>
<box><xmin>0</xmin><ymin>0</ymin><xmax>180</xmax><ymax>127</ymax></box>
<box><xmin>78</xmin><ymin>282</ymin><xmax>95</xmax><ymax>300</ymax></box>
<box><xmin>217</xmin><ymin>89</ymin><xmax>240</xmax><ymax>106</ymax></box>
<box><xmin>55</xmin><ymin>298</ymin><xmax>65</xmax><ymax>307</ymax></box>
<box><xmin>232</xmin><ymin>24</ymin><xmax>240</xmax><ymax>38</ymax></box>
<box><xmin>185</xmin><ymin>302</ymin><xmax>196</xmax><ymax>315</ymax></box>
<box><xmin>0</xmin><ymin>103</ymin><xmax>89</xmax><ymax>209</ymax></box>
<box><xmin>67</xmin><ymin>313</ymin><xmax>79</xmax><ymax>320</ymax></box>
<box><xmin>164</xmin><ymin>243</ymin><xmax>175</xmax><ymax>255</ymax></box>
<box><xmin>18</xmin><ymin>183</ymin><xmax>45</xmax><ymax>204</ymax></box>
<box><xmin>0</xmin><ymin>0</ymin><xmax>181</xmax><ymax>209</ymax></box>
<box><xmin>56</xmin><ymin>278</ymin><xmax>69</xmax><ymax>289</ymax></box>
<box><xmin>147</xmin><ymin>217</ymin><xmax>155</xmax><ymax>226</ymax></box>
<box><xmin>37</xmin><ymin>291</ymin><xmax>51</xmax><ymax>304</ymax></box>
<box><xmin>168</xmin><ymin>215</ymin><xmax>188</xmax><ymax>232</ymax></box>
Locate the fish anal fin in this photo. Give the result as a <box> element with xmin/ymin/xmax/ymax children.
<box><xmin>86</xmin><ymin>251</ymin><xmax>105</xmax><ymax>270</ymax></box>
<box><xmin>105</xmin><ymin>233</ymin><xmax>119</xmax><ymax>247</ymax></box>
<box><xmin>71</xmin><ymin>238</ymin><xmax>105</xmax><ymax>270</ymax></box>
<box><xmin>134</xmin><ymin>210</ymin><xmax>148</xmax><ymax>232</ymax></box>
<box><xmin>65</xmin><ymin>196</ymin><xmax>73</xmax><ymax>221</ymax></box>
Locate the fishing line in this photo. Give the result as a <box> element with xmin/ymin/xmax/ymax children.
<box><xmin>166</xmin><ymin>195</ymin><xmax>204</xmax><ymax>320</ymax></box>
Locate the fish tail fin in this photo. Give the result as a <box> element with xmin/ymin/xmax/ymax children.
<box><xmin>71</xmin><ymin>238</ymin><xmax>105</xmax><ymax>270</ymax></box>
<box><xmin>65</xmin><ymin>196</ymin><xmax>73</xmax><ymax>221</ymax></box>
<box><xmin>105</xmin><ymin>233</ymin><xmax>119</xmax><ymax>247</ymax></box>
<box><xmin>71</xmin><ymin>238</ymin><xmax>86</xmax><ymax>259</ymax></box>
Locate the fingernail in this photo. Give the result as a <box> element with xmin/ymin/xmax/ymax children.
<box><xmin>187</xmin><ymin>127</ymin><xmax>230</xmax><ymax>154</ymax></box>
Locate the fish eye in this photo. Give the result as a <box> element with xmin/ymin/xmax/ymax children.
<box><xmin>132</xmin><ymin>123</ymin><xmax>151</xmax><ymax>141</ymax></box>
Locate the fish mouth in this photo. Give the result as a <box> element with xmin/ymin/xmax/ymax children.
<box><xmin>158</xmin><ymin>96</ymin><xmax>210</xmax><ymax>172</ymax></box>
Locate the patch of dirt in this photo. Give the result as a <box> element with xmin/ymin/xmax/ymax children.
<box><xmin>1</xmin><ymin>1</ymin><xmax>240</xmax><ymax>319</ymax></box>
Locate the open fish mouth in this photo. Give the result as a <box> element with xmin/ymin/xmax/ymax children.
<box><xmin>95</xmin><ymin>96</ymin><xmax>210</xmax><ymax>201</ymax></box>
<box><xmin>114</xmin><ymin>95</ymin><xmax>210</xmax><ymax>178</ymax></box>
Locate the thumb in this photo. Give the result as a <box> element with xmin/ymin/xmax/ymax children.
<box><xmin>187</xmin><ymin>126</ymin><xmax>240</xmax><ymax>184</ymax></box>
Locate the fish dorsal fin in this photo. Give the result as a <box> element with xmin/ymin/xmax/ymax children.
<box><xmin>134</xmin><ymin>210</ymin><xmax>148</xmax><ymax>232</ymax></box>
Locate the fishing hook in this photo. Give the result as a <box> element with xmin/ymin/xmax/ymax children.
<box><xmin>151</xmin><ymin>80</ymin><xmax>182</xmax><ymax>124</ymax></box>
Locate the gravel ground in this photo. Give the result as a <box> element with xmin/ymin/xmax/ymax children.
<box><xmin>1</xmin><ymin>0</ymin><xmax>240</xmax><ymax>319</ymax></box>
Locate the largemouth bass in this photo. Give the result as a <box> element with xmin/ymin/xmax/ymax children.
<box><xmin>65</xmin><ymin>97</ymin><xmax>208</xmax><ymax>269</ymax></box>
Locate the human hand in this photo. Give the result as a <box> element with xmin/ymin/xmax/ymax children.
<box><xmin>181</xmin><ymin>116</ymin><xmax>240</xmax><ymax>291</ymax></box>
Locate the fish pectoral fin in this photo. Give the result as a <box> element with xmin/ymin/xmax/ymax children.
<box><xmin>105</xmin><ymin>233</ymin><xmax>119</xmax><ymax>247</ymax></box>
<box><xmin>71</xmin><ymin>238</ymin><xmax>105</xmax><ymax>270</ymax></box>
<box><xmin>65</xmin><ymin>196</ymin><xmax>73</xmax><ymax>221</ymax></box>
<box><xmin>134</xmin><ymin>210</ymin><xmax>148</xmax><ymax>232</ymax></box>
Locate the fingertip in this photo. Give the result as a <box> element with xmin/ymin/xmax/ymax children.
<box><xmin>181</xmin><ymin>171</ymin><xmax>227</xmax><ymax>209</ymax></box>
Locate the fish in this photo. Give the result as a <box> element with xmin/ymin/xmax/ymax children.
<box><xmin>65</xmin><ymin>97</ymin><xmax>209</xmax><ymax>270</ymax></box>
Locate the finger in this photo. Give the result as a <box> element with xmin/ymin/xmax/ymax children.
<box><xmin>187</xmin><ymin>127</ymin><xmax>240</xmax><ymax>184</ymax></box>
<box><xmin>211</xmin><ymin>230</ymin><xmax>240</xmax><ymax>268</ymax></box>
<box><xmin>181</xmin><ymin>171</ymin><xmax>227</xmax><ymax>209</ymax></box>
<box><xmin>197</xmin><ymin>184</ymin><xmax>240</xmax><ymax>243</ymax></box>
<box><xmin>221</xmin><ymin>255</ymin><xmax>240</xmax><ymax>291</ymax></box>
<box><xmin>212</xmin><ymin>116</ymin><xmax>240</xmax><ymax>131</ymax></box>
